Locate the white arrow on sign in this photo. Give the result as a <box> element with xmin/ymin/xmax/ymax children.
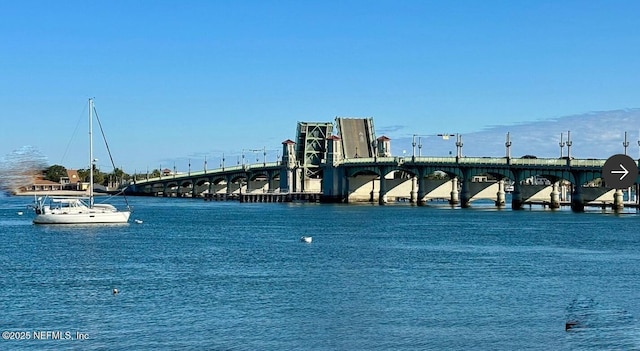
<box><xmin>611</xmin><ymin>163</ymin><xmax>629</xmax><ymax>180</ymax></box>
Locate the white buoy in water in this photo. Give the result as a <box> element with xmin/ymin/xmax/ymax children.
<box><xmin>134</xmin><ymin>219</ymin><xmax>143</xmax><ymax>224</ymax></box>
<box><xmin>112</xmin><ymin>288</ymin><xmax>119</xmax><ymax>295</ymax></box>
<box><xmin>17</xmin><ymin>211</ymin><xmax>23</xmax><ymax>216</ymax></box>
<box><xmin>300</xmin><ymin>236</ymin><xmax>313</xmax><ymax>243</ymax></box>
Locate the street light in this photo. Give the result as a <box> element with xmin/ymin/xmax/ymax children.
<box><xmin>412</xmin><ymin>134</ymin><xmax>417</xmax><ymax>160</ymax></box>
<box><xmin>372</xmin><ymin>139</ymin><xmax>378</xmax><ymax>161</ymax></box>
<box><xmin>566</xmin><ymin>131</ymin><xmax>572</xmax><ymax>159</ymax></box>
<box><xmin>455</xmin><ymin>134</ymin><xmax>463</xmax><ymax>158</ymax></box>
<box><xmin>559</xmin><ymin>132</ymin><xmax>565</xmax><ymax>158</ymax></box>
<box><xmin>505</xmin><ymin>132</ymin><xmax>512</xmax><ymax>158</ymax></box>
<box><xmin>623</xmin><ymin>131</ymin><xmax>629</xmax><ymax>155</ymax></box>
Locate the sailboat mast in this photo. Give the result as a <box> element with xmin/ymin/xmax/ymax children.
<box><xmin>89</xmin><ymin>98</ymin><xmax>94</xmax><ymax>208</ymax></box>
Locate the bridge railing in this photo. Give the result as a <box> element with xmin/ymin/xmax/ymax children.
<box><xmin>509</xmin><ymin>158</ymin><xmax>568</xmax><ymax>166</ymax></box>
<box><xmin>132</xmin><ymin>162</ymin><xmax>282</xmax><ymax>185</ymax></box>
<box><xmin>458</xmin><ymin>157</ymin><xmax>508</xmax><ymax>165</ymax></box>
<box><xmin>342</xmin><ymin>157</ymin><xmax>376</xmax><ymax>163</ymax></box>
<box><xmin>568</xmin><ymin>159</ymin><xmax>607</xmax><ymax>167</ymax></box>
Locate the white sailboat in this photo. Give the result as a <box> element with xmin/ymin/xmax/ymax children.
<box><xmin>32</xmin><ymin>98</ymin><xmax>131</xmax><ymax>224</ymax></box>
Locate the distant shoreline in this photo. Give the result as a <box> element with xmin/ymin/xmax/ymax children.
<box><xmin>12</xmin><ymin>190</ymin><xmax>108</xmax><ymax>197</ymax></box>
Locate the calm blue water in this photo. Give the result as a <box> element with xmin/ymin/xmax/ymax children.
<box><xmin>1</xmin><ymin>195</ymin><xmax>640</xmax><ymax>350</ymax></box>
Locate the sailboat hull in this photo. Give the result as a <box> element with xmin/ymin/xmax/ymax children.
<box><xmin>33</xmin><ymin>210</ymin><xmax>131</xmax><ymax>224</ymax></box>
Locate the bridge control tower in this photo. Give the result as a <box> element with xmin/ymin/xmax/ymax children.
<box><xmin>290</xmin><ymin>118</ymin><xmax>377</xmax><ymax>192</ymax></box>
<box><xmin>294</xmin><ymin>122</ymin><xmax>334</xmax><ymax>191</ymax></box>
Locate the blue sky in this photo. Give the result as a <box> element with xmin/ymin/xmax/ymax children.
<box><xmin>1</xmin><ymin>1</ymin><xmax>639</xmax><ymax>173</ymax></box>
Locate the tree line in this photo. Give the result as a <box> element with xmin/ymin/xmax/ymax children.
<box><xmin>44</xmin><ymin>164</ymin><xmax>130</xmax><ymax>186</ymax></box>
<box><xmin>44</xmin><ymin>165</ymin><xmax>164</xmax><ymax>185</ymax></box>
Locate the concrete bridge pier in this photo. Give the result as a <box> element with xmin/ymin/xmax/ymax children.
<box><xmin>549</xmin><ymin>182</ymin><xmax>560</xmax><ymax>209</ymax></box>
<box><xmin>511</xmin><ymin>182</ymin><xmax>523</xmax><ymax>210</ymax></box>
<box><xmin>417</xmin><ymin>170</ymin><xmax>427</xmax><ymax>206</ymax></box>
<box><xmin>449</xmin><ymin>177</ymin><xmax>459</xmax><ymax>205</ymax></box>
<box><xmin>571</xmin><ymin>185</ymin><xmax>585</xmax><ymax>212</ymax></box>
<box><xmin>613</xmin><ymin>189</ymin><xmax>624</xmax><ymax>210</ymax></box>
<box><xmin>495</xmin><ymin>179</ymin><xmax>506</xmax><ymax>207</ymax></box>
<box><xmin>162</xmin><ymin>184</ymin><xmax>168</xmax><ymax>197</ymax></box>
<box><xmin>460</xmin><ymin>178</ymin><xmax>471</xmax><ymax>208</ymax></box>
<box><xmin>225</xmin><ymin>176</ymin><xmax>233</xmax><ymax>196</ymax></box>
<box><xmin>410</xmin><ymin>176</ymin><xmax>417</xmax><ymax>203</ymax></box>
<box><xmin>378</xmin><ymin>173</ymin><xmax>388</xmax><ymax>205</ymax></box>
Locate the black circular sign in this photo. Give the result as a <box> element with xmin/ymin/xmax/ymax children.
<box><xmin>602</xmin><ymin>154</ymin><xmax>638</xmax><ymax>189</ymax></box>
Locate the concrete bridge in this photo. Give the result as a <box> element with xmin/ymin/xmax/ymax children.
<box><xmin>127</xmin><ymin>145</ymin><xmax>638</xmax><ymax>212</ymax></box>
<box><xmin>126</xmin><ymin>117</ymin><xmax>639</xmax><ymax>211</ymax></box>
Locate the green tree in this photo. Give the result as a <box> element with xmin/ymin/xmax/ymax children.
<box><xmin>77</xmin><ymin>168</ymin><xmax>89</xmax><ymax>182</ymax></box>
<box><xmin>111</xmin><ymin>167</ymin><xmax>129</xmax><ymax>181</ymax></box>
<box><xmin>92</xmin><ymin>164</ymin><xmax>105</xmax><ymax>185</ymax></box>
<box><xmin>45</xmin><ymin>164</ymin><xmax>67</xmax><ymax>182</ymax></box>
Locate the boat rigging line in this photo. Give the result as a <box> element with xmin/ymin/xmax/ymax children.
<box><xmin>92</xmin><ymin>104</ymin><xmax>131</xmax><ymax>211</ymax></box>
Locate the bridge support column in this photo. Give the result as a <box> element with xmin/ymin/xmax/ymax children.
<box><xmin>417</xmin><ymin>170</ymin><xmax>426</xmax><ymax>206</ymax></box>
<box><xmin>460</xmin><ymin>178</ymin><xmax>471</xmax><ymax>208</ymax></box>
<box><xmin>613</xmin><ymin>189</ymin><xmax>624</xmax><ymax>210</ymax></box>
<box><xmin>571</xmin><ymin>185</ymin><xmax>585</xmax><ymax>212</ymax></box>
<box><xmin>162</xmin><ymin>184</ymin><xmax>168</xmax><ymax>197</ymax></box>
<box><xmin>449</xmin><ymin>177</ymin><xmax>459</xmax><ymax>205</ymax></box>
<box><xmin>267</xmin><ymin>173</ymin><xmax>275</xmax><ymax>192</ymax></box>
<box><xmin>208</xmin><ymin>181</ymin><xmax>213</xmax><ymax>196</ymax></box>
<box><xmin>549</xmin><ymin>182</ymin><xmax>560</xmax><ymax>209</ymax></box>
<box><xmin>512</xmin><ymin>182</ymin><xmax>523</xmax><ymax>210</ymax></box>
<box><xmin>225</xmin><ymin>176</ymin><xmax>232</xmax><ymax>195</ymax></box>
<box><xmin>410</xmin><ymin>176</ymin><xmax>417</xmax><ymax>203</ymax></box>
<box><xmin>378</xmin><ymin>175</ymin><xmax>387</xmax><ymax>205</ymax></box>
<box><xmin>495</xmin><ymin>179</ymin><xmax>506</xmax><ymax>207</ymax></box>
<box><xmin>192</xmin><ymin>183</ymin><xmax>197</xmax><ymax>198</ymax></box>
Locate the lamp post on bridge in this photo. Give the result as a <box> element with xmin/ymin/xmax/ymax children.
<box><xmin>455</xmin><ymin>134</ymin><xmax>463</xmax><ymax>159</ymax></box>
<box><xmin>505</xmin><ymin>132</ymin><xmax>512</xmax><ymax>159</ymax></box>
<box><xmin>238</xmin><ymin>149</ymin><xmax>246</xmax><ymax>166</ymax></box>
<box><xmin>559</xmin><ymin>132</ymin><xmax>565</xmax><ymax>158</ymax></box>
<box><xmin>204</xmin><ymin>156</ymin><xmax>207</xmax><ymax>172</ymax></box>
<box><xmin>412</xmin><ymin>134</ymin><xmax>417</xmax><ymax>161</ymax></box>
<box><xmin>372</xmin><ymin>139</ymin><xmax>378</xmax><ymax>161</ymax></box>
<box><xmin>623</xmin><ymin>131</ymin><xmax>629</xmax><ymax>155</ymax></box>
<box><xmin>566</xmin><ymin>131</ymin><xmax>572</xmax><ymax>159</ymax></box>
<box><xmin>188</xmin><ymin>159</ymin><xmax>191</xmax><ymax>176</ymax></box>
